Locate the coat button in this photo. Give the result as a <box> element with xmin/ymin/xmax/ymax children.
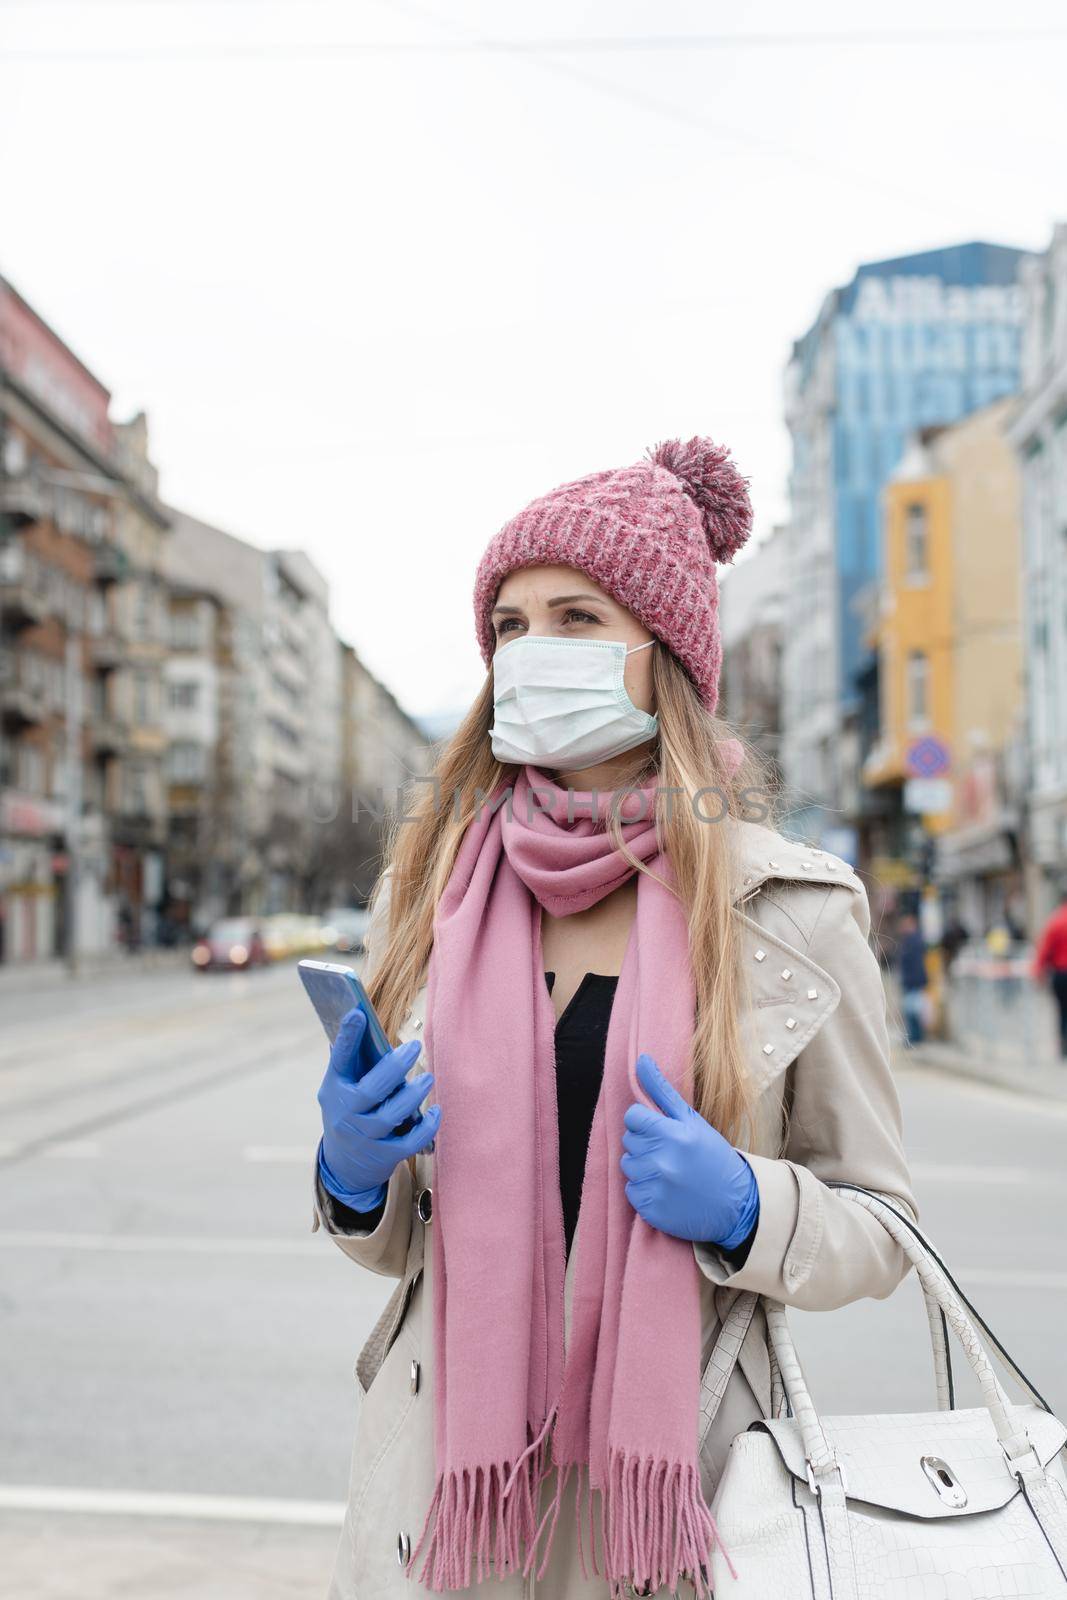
<box><xmin>410</xmin><ymin>1358</ymin><xmax>420</xmax><ymax>1394</ymax></box>
<box><xmin>397</xmin><ymin>1530</ymin><xmax>410</xmax><ymax>1566</ymax></box>
<box><xmin>417</xmin><ymin>1187</ymin><xmax>433</xmax><ymax>1223</ymax></box>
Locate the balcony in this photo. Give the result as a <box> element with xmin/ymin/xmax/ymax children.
<box><xmin>0</xmin><ymin>477</ymin><xmax>48</xmax><ymax>529</ymax></box>
<box><xmin>0</xmin><ymin>680</ymin><xmax>48</xmax><ymax>731</ymax></box>
<box><xmin>92</xmin><ymin>716</ymin><xmax>130</xmax><ymax>756</ymax></box>
<box><xmin>90</xmin><ymin>633</ymin><xmax>127</xmax><ymax>671</ymax></box>
<box><xmin>0</xmin><ymin>545</ymin><xmax>49</xmax><ymax>630</ymax></box>
<box><xmin>93</xmin><ymin>544</ymin><xmax>130</xmax><ymax>588</ymax></box>
<box><xmin>0</xmin><ymin>649</ymin><xmax>50</xmax><ymax>731</ymax></box>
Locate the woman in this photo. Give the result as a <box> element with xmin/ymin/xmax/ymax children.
<box><xmin>311</xmin><ymin>436</ymin><xmax>918</xmax><ymax>1600</ymax></box>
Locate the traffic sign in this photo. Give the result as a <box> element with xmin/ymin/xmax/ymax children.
<box><xmin>906</xmin><ymin>736</ymin><xmax>950</xmax><ymax>778</ymax></box>
<box><xmin>904</xmin><ymin>778</ymin><xmax>952</xmax><ymax>815</ymax></box>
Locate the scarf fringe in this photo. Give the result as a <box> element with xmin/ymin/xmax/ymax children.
<box><xmin>596</xmin><ymin>1447</ymin><xmax>735</xmax><ymax>1600</ymax></box>
<box><xmin>404</xmin><ymin>1408</ymin><xmax>557</xmax><ymax>1590</ymax></box>
<box><xmin>404</xmin><ymin>1436</ymin><xmax>736</xmax><ymax>1596</ymax></box>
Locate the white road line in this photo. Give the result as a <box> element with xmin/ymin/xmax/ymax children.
<box><xmin>896</xmin><ymin>1063</ymin><xmax>1067</xmax><ymax>1117</ymax></box>
<box><xmin>950</xmin><ymin>1267</ymin><xmax>1067</xmax><ymax>1291</ymax></box>
<box><xmin>0</xmin><ymin>1485</ymin><xmax>344</xmax><ymax>1526</ymax></box>
<box><xmin>45</xmin><ymin>1140</ymin><xmax>101</xmax><ymax>1159</ymax></box>
<box><xmin>0</xmin><ymin>1232</ymin><xmax>323</xmax><ymax>1257</ymax></box>
<box><xmin>243</xmin><ymin>1144</ymin><xmax>311</xmax><ymax>1163</ymax></box>
<box><xmin>0</xmin><ymin>1140</ymin><xmax>101</xmax><ymax>1159</ymax></box>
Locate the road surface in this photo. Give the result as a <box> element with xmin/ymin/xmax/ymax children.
<box><xmin>1</xmin><ymin>960</ymin><xmax>1065</xmax><ymax>1596</ymax></box>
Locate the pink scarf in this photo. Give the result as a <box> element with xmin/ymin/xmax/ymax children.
<box><xmin>405</xmin><ymin>764</ymin><xmax>735</xmax><ymax>1598</ymax></box>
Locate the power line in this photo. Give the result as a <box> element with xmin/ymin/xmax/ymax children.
<box><xmin>4</xmin><ymin>26</ymin><xmax>1067</xmax><ymax>59</ymax></box>
<box><xmin>372</xmin><ymin>0</ymin><xmax>995</xmax><ymax>233</ymax></box>
<box><xmin>0</xmin><ymin>0</ymin><xmax>1041</xmax><ymax>231</ymax></box>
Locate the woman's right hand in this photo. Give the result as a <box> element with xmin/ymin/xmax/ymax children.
<box><xmin>317</xmin><ymin>1007</ymin><xmax>441</xmax><ymax>1210</ymax></box>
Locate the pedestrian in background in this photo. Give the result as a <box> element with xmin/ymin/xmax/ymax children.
<box><xmin>1032</xmin><ymin>885</ymin><xmax>1067</xmax><ymax>1060</ymax></box>
<box><xmin>896</xmin><ymin>911</ymin><xmax>928</xmax><ymax>1046</ymax></box>
<box><xmin>311</xmin><ymin>436</ymin><xmax>918</xmax><ymax>1599</ymax></box>
<box><xmin>940</xmin><ymin>912</ymin><xmax>971</xmax><ymax>974</ymax></box>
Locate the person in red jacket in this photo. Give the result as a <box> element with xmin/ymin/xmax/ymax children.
<box><xmin>1032</xmin><ymin>885</ymin><xmax>1067</xmax><ymax>1059</ymax></box>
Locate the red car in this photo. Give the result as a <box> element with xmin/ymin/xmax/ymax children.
<box><xmin>192</xmin><ymin>917</ymin><xmax>268</xmax><ymax>972</ymax></box>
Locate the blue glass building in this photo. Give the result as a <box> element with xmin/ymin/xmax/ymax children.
<box><xmin>782</xmin><ymin>241</ymin><xmax>1030</xmax><ymax>851</ymax></box>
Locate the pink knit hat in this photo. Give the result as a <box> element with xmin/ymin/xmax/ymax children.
<box><xmin>473</xmin><ymin>435</ymin><xmax>753</xmax><ymax>715</ymax></box>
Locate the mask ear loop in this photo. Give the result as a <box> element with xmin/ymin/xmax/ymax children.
<box><xmin>620</xmin><ymin>637</ymin><xmax>659</xmax><ymax>732</ymax></box>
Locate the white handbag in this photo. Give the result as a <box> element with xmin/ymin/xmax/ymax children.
<box><xmin>698</xmin><ymin>1184</ymin><xmax>1067</xmax><ymax>1599</ymax></box>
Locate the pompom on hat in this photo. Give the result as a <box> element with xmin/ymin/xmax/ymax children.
<box><xmin>473</xmin><ymin>434</ymin><xmax>753</xmax><ymax>716</ymax></box>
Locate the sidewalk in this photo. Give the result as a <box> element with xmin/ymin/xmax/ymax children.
<box><xmin>0</xmin><ymin>948</ymin><xmax>187</xmax><ymax>994</ymax></box>
<box><xmin>0</xmin><ymin>1510</ymin><xmax>339</xmax><ymax>1600</ymax></box>
<box><xmin>894</xmin><ymin>1036</ymin><xmax>1067</xmax><ymax>1102</ymax></box>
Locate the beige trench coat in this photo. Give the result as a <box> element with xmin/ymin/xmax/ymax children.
<box><xmin>310</xmin><ymin>817</ymin><xmax>919</xmax><ymax>1600</ymax></box>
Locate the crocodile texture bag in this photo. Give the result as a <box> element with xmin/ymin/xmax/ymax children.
<box><xmin>703</xmin><ymin>1185</ymin><xmax>1067</xmax><ymax>1599</ymax></box>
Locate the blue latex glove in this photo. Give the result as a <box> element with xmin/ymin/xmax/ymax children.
<box><xmin>619</xmin><ymin>1052</ymin><xmax>760</xmax><ymax>1251</ymax></box>
<box><xmin>317</xmin><ymin>1007</ymin><xmax>441</xmax><ymax>1211</ymax></box>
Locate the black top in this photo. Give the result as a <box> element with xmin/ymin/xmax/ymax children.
<box><xmin>545</xmin><ymin>969</ymin><xmax>619</xmax><ymax>1257</ymax></box>
<box><xmin>328</xmin><ymin>974</ymin><xmax>756</xmax><ymax>1271</ymax></box>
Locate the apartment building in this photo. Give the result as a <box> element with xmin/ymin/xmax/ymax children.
<box><xmin>0</xmin><ymin>273</ymin><xmax>170</xmax><ymax>962</ymax></box>
<box><xmin>1007</xmin><ymin>221</ymin><xmax>1067</xmax><ymax>920</ymax></box>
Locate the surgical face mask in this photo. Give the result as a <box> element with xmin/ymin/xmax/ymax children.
<box><xmin>489</xmin><ymin>634</ymin><xmax>659</xmax><ymax>773</ymax></box>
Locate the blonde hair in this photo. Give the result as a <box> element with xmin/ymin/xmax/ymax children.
<box><xmin>366</xmin><ymin>645</ymin><xmax>780</xmax><ymax>1183</ymax></box>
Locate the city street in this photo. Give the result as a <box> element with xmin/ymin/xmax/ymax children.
<box><xmin>2</xmin><ymin>962</ymin><xmax>1066</xmax><ymax>1598</ymax></box>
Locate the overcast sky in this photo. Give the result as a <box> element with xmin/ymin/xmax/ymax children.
<box><xmin>3</xmin><ymin>1</ymin><xmax>1065</xmax><ymax>719</ymax></box>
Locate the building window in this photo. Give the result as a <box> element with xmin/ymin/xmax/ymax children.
<box><xmin>906</xmin><ymin>650</ymin><xmax>929</xmax><ymax>729</ymax></box>
<box><xmin>133</xmin><ymin>582</ymin><xmax>152</xmax><ymax>641</ymax></box>
<box><xmin>123</xmin><ymin>760</ymin><xmax>150</xmax><ymax>817</ymax></box>
<box><xmin>166</xmin><ymin>741</ymin><xmax>206</xmax><ymax>782</ymax></box>
<box><xmin>905</xmin><ymin>504</ymin><xmax>928</xmax><ymax>581</ymax></box>
<box><xmin>168</xmin><ymin>680</ymin><xmax>200</xmax><ymax>710</ymax></box>
<box><xmin>16</xmin><ymin>743</ymin><xmax>46</xmax><ymax>796</ymax></box>
<box><xmin>170</xmin><ymin>605</ymin><xmax>207</xmax><ymax>650</ymax></box>
<box><xmin>134</xmin><ymin>670</ymin><xmax>156</xmax><ymax>725</ymax></box>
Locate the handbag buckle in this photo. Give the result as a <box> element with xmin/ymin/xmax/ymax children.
<box><xmin>1001</xmin><ymin>1433</ymin><xmax>1041</xmax><ymax>1484</ymax></box>
<box><xmin>805</xmin><ymin>1457</ymin><xmax>848</xmax><ymax>1498</ymax></box>
<box><xmin>920</xmin><ymin>1454</ymin><xmax>968</xmax><ymax>1508</ymax></box>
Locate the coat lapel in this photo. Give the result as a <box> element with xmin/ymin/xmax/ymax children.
<box><xmin>727</xmin><ymin>817</ymin><xmax>860</xmax><ymax>1097</ymax></box>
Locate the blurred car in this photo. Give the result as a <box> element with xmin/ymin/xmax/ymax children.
<box><xmin>320</xmin><ymin>906</ymin><xmax>372</xmax><ymax>955</ymax></box>
<box><xmin>191</xmin><ymin>917</ymin><xmax>267</xmax><ymax>972</ymax></box>
<box><xmin>262</xmin><ymin>912</ymin><xmax>329</xmax><ymax>962</ymax></box>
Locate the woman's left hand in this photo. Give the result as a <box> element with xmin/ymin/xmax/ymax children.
<box><xmin>620</xmin><ymin>1052</ymin><xmax>760</xmax><ymax>1250</ymax></box>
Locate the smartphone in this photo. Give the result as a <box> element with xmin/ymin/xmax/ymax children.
<box><xmin>298</xmin><ymin>958</ymin><xmax>420</xmax><ymax>1136</ymax></box>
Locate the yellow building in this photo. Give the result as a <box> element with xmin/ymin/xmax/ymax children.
<box><xmin>863</xmin><ymin>397</ymin><xmax>1025</xmax><ymax>925</ymax></box>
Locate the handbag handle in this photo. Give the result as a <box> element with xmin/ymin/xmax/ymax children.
<box><xmin>824</xmin><ymin>1184</ymin><xmax>954</xmax><ymax>1410</ymax></box>
<box><xmin>764</xmin><ymin>1186</ymin><xmax>1037</xmax><ymax>1485</ymax></box>
<box><xmin>824</xmin><ymin>1182</ymin><xmax>1055</xmax><ymax>1417</ymax></box>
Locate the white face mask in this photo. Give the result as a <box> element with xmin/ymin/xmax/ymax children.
<box><xmin>489</xmin><ymin>634</ymin><xmax>659</xmax><ymax>773</ymax></box>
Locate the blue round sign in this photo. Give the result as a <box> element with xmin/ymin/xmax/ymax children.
<box><xmin>906</xmin><ymin>736</ymin><xmax>950</xmax><ymax>778</ymax></box>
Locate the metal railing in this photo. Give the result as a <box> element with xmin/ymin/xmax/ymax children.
<box><xmin>942</xmin><ymin>947</ymin><xmax>1061</xmax><ymax>1070</ymax></box>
